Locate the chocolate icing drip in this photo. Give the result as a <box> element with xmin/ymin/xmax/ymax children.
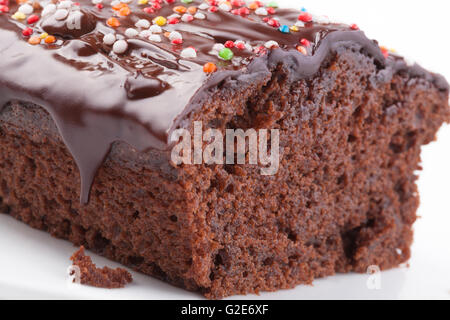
<box><xmin>0</xmin><ymin>0</ymin><xmax>448</xmax><ymax>203</ymax></box>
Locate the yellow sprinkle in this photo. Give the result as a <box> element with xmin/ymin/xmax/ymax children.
<box><xmin>12</xmin><ymin>12</ymin><xmax>26</xmax><ymax>20</ymax></box>
<box><xmin>290</xmin><ymin>25</ymin><xmax>299</xmax><ymax>32</ymax></box>
<box><xmin>389</xmin><ymin>48</ymin><xmax>397</xmax><ymax>53</ymax></box>
<box><xmin>39</xmin><ymin>32</ymin><xmax>49</xmax><ymax>39</ymax></box>
<box><xmin>153</xmin><ymin>16</ymin><xmax>167</xmax><ymax>26</ymax></box>
<box><xmin>138</xmin><ymin>0</ymin><xmax>148</xmax><ymax>4</ymax></box>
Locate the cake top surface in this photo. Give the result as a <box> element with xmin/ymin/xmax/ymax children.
<box><xmin>0</xmin><ymin>0</ymin><xmax>447</xmax><ymax>203</ymax></box>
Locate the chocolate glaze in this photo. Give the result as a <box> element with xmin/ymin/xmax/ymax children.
<box><xmin>0</xmin><ymin>0</ymin><xmax>448</xmax><ymax>203</ymax></box>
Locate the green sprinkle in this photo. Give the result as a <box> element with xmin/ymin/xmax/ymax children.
<box><xmin>267</xmin><ymin>1</ymin><xmax>278</xmax><ymax>8</ymax></box>
<box><xmin>219</xmin><ymin>48</ymin><xmax>234</xmax><ymax>61</ymax></box>
<box><xmin>181</xmin><ymin>0</ymin><xmax>193</xmax><ymax>4</ymax></box>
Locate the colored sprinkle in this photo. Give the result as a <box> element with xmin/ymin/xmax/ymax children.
<box><xmin>380</xmin><ymin>46</ymin><xmax>389</xmax><ymax>58</ymax></box>
<box><xmin>153</xmin><ymin>16</ymin><xmax>167</xmax><ymax>26</ymax></box>
<box><xmin>118</xmin><ymin>6</ymin><xmax>131</xmax><ymax>16</ymax></box>
<box><xmin>173</xmin><ymin>5</ymin><xmax>187</xmax><ymax>13</ymax></box>
<box><xmin>44</xmin><ymin>35</ymin><xmax>56</xmax><ymax>44</ymax></box>
<box><xmin>350</xmin><ymin>24</ymin><xmax>359</xmax><ymax>30</ymax></box>
<box><xmin>298</xmin><ymin>12</ymin><xmax>312</xmax><ymax>22</ymax></box>
<box><xmin>28</xmin><ymin>36</ymin><xmax>40</xmax><ymax>45</ymax></box>
<box><xmin>224</xmin><ymin>40</ymin><xmax>235</xmax><ymax>48</ymax></box>
<box><xmin>27</xmin><ymin>14</ymin><xmax>39</xmax><ymax>24</ymax></box>
<box><xmin>12</xmin><ymin>11</ymin><xmax>26</xmax><ymax>20</ymax></box>
<box><xmin>181</xmin><ymin>0</ymin><xmax>193</xmax><ymax>3</ymax></box>
<box><xmin>39</xmin><ymin>32</ymin><xmax>48</xmax><ymax>39</ymax></box>
<box><xmin>0</xmin><ymin>5</ymin><xmax>9</xmax><ymax>13</ymax></box>
<box><xmin>267</xmin><ymin>1</ymin><xmax>278</xmax><ymax>8</ymax></box>
<box><xmin>187</xmin><ymin>6</ymin><xmax>197</xmax><ymax>14</ymax></box>
<box><xmin>300</xmin><ymin>38</ymin><xmax>310</xmax><ymax>47</ymax></box>
<box><xmin>203</xmin><ymin>62</ymin><xmax>217</xmax><ymax>73</ymax></box>
<box><xmin>22</xmin><ymin>27</ymin><xmax>33</xmax><ymax>37</ymax></box>
<box><xmin>171</xmin><ymin>38</ymin><xmax>183</xmax><ymax>44</ymax></box>
<box><xmin>107</xmin><ymin>17</ymin><xmax>120</xmax><ymax>27</ymax></box>
<box><xmin>278</xmin><ymin>25</ymin><xmax>289</xmax><ymax>33</ymax></box>
<box><xmin>290</xmin><ymin>25</ymin><xmax>299</xmax><ymax>32</ymax></box>
<box><xmin>248</xmin><ymin>2</ymin><xmax>259</xmax><ymax>10</ymax></box>
<box><xmin>296</xmin><ymin>45</ymin><xmax>307</xmax><ymax>55</ymax></box>
<box><xmin>138</xmin><ymin>0</ymin><xmax>148</xmax><ymax>4</ymax></box>
<box><xmin>218</xmin><ymin>47</ymin><xmax>233</xmax><ymax>60</ymax></box>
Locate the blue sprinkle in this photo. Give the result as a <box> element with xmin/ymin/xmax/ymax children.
<box><xmin>279</xmin><ymin>25</ymin><xmax>290</xmax><ymax>34</ymax></box>
<box><xmin>301</xmin><ymin>7</ymin><xmax>307</xmax><ymax>12</ymax></box>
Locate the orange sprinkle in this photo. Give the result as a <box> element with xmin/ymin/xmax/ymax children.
<box><xmin>44</xmin><ymin>35</ymin><xmax>56</xmax><ymax>44</ymax></box>
<box><xmin>28</xmin><ymin>36</ymin><xmax>40</xmax><ymax>45</ymax></box>
<box><xmin>164</xmin><ymin>31</ymin><xmax>171</xmax><ymax>38</ymax></box>
<box><xmin>112</xmin><ymin>2</ymin><xmax>127</xmax><ymax>10</ymax></box>
<box><xmin>118</xmin><ymin>6</ymin><xmax>131</xmax><ymax>16</ymax></box>
<box><xmin>187</xmin><ymin>6</ymin><xmax>197</xmax><ymax>14</ymax></box>
<box><xmin>16</xmin><ymin>0</ymin><xmax>28</xmax><ymax>4</ymax></box>
<box><xmin>248</xmin><ymin>2</ymin><xmax>260</xmax><ymax>10</ymax></box>
<box><xmin>173</xmin><ymin>5</ymin><xmax>187</xmax><ymax>14</ymax></box>
<box><xmin>203</xmin><ymin>62</ymin><xmax>217</xmax><ymax>74</ymax></box>
<box><xmin>107</xmin><ymin>17</ymin><xmax>120</xmax><ymax>27</ymax></box>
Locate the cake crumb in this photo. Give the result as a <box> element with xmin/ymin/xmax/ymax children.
<box><xmin>70</xmin><ymin>246</ymin><xmax>132</xmax><ymax>289</ymax></box>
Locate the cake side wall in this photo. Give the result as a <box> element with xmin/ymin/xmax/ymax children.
<box><xmin>177</xmin><ymin>44</ymin><xmax>450</xmax><ymax>298</ymax></box>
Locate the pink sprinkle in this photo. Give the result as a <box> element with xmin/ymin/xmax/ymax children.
<box><xmin>267</xmin><ymin>18</ymin><xmax>280</xmax><ymax>28</ymax></box>
<box><xmin>235</xmin><ymin>42</ymin><xmax>245</xmax><ymax>50</ymax></box>
<box><xmin>168</xmin><ymin>17</ymin><xmax>179</xmax><ymax>24</ymax></box>
<box><xmin>143</xmin><ymin>7</ymin><xmax>154</xmax><ymax>13</ymax></box>
<box><xmin>238</xmin><ymin>7</ymin><xmax>249</xmax><ymax>16</ymax></box>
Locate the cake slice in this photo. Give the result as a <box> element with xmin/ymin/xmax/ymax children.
<box><xmin>0</xmin><ymin>0</ymin><xmax>448</xmax><ymax>298</ymax></box>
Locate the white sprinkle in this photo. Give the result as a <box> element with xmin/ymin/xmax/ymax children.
<box><xmin>181</xmin><ymin>14</ymin><xmax>193</xmax><ymax>22</ymax></box>
<box><xmin>149</xmin><ymin>24</ymin><xmax>162</xmax><ymax>33</ymax></box>
<box><xmin>125</xmin><ymin>28</ymin><xmax>139</xmax><ymax>38</ymax></box>
<box><xmin>255</xmin><ymin>7</ymin><xmax>267</xmax><ymax>16</ymax></box>
<box><xmin>198</xmin><ymin>3</ymin><xmax>209</xmax><ymax>10</ymax></box>
<box><xmin>219</xmin><ymin>3</ymin><xmax>231</xmax><ymax>11</ymax></box>
<box><xmin>57</xmin><ymin>0</ymin><xmax>72</xmax><ymax>9</ymax></box>
<box><xmin>167</xmin><ymin>13</ymin><xmax>180</xmax><ymax>20</ymax></box>
<box><xmin>139</xmin><ymin>30</ymin><xmax>152</xmax><ymax>38</ymax></box>
<box><xmin>245</xmin><ymin>43</ymin><xmax>253</xmax><ymax>51</ymax></box>
<box><xmin>148</xmin><ymin>34</ymin><xmax>162</xmax><ymax>42</ymax></box>
<box><xmin>212</xmin><ymin>43</ymin><xmax>225</xmax><ymax>52</ymax></box>
<box><xmin>295</xmin><ymin>21</ymin><xmax>305</xmax><ymax>28</ymax></box>
<box><xmin>18</xmin><ymin>4</ymin><xmax>33</xmax><ymax>15</ymax></box>
<box><xmin>121</xmin><ymin>0</ymin><xmax>132</xmax><ymax>3</ymax></box>
<box><xmin>103</xmin><ymin>33</ymin><xmax>116</xmax><ymax>45</ymax></box>
<box><xmin>180</xmin><ymin>47</ymin><xmax>197</xmax><ymax>58</ymax></box>
<box><xmin>112</xmin><ymin>40</ymin><xmax>128</xmax><ymax>54</ymax></box>
<box><xmin>264</xmin><ymin>40</ymin><xmax>279</xmax><ymax>49</ymax></box>
<box><xmin>111</xmin><ymin>0</ymin><xmax>120</xmax><ymax>7</ymax></box>
<box><xmin>313</xmin><ymin>14</ymin><xmax>330</xmax><ymax>24</ymax></box>
<box><xmin>54</xmin><ymin>9</ymin><xmax>69</xmax><ymax>21</ymax></box>
<box><xmin>194</xmin><ymin>12</ymin><xmax>206</xmax><ymax>20</ymax></box>
<box><xmin>169</xmin><ymin>31</ymin><xmax>182</xmax><ymax>41</ymax></box>
<box><xmin>92</xmin><ymin>0</ymin><xmax>103</xmax><ymax>4</ymax></box>
<box><xmin>42</xmin><ymin>4</ymin><xmax>56</xmax><ymax>17</ymax></box>
<box><xmin>135</xmin><ymin>19</ymin><xmax>150</xmax><ymax>29</ymax></box>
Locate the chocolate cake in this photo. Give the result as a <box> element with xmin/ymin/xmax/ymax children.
<box><xmin>0</xmin><ymin>0</ymin><xmax>448</xmax><ymax>299</ymax></box>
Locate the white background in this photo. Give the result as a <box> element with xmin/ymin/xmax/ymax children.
<box><xmin>0</xmin><ymin>0</ymin><xmax>449</xmax><ymax>299</ymax></box>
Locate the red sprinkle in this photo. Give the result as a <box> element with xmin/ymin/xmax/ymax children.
<box><xmin>22</xmin><ymin>27</ymin><xmax>33</xmax><ymax>37</ymax></box>
<box><xmin>27</xmin><ymin>14</ymin><xmax>39</xmax><ymax>24</ymax></box>
<box><xmin>0</xmin><ymin>0</ymin><xmax>8</xmax><ymax>5</ymax></box>
<box><xmin>96</xmin><ymin>3</ymin><xmax>103</xmax><ymax>9</ymax></box>
<box><xmin>350</xmin><ymin>24</ymin><xmax>359</xmax><ymax>30</ymax></box>
<box><xmin>168</xmin><ymin>17</ymin><xmax>179</xmax><ymax>24</ymax></box>
<box><xmin>143</xmin><ymin>7</ymin><xmax>154</xmax><ymax>13</ymax></box>
<box><xmin>224</xmin><ymin>40</ymin><xmax>235</xmax><ymax>48</ymax></box>
<box><xmin>298</xmin><ymin>12</ymin><xmax>312</xmax><ymax>22</ymax></box>
<box><xmin>207</xmin><ymin>0</ymin><xmax>218</xmax><ymax>5</ymax></box>
<box><xmin>231</xmin><ymin>8</ymin><xmax>239</xmax><ymax>15</ymax></box>
<box><xmin>231</xmin><ymin>0</ymin><xmax>244</xmax><ymax>6</ymax></box>
<box><xmin>380</xmin><ymin>46</ymin><xmax>389</xmax><ymax>58</ymax></box>
<box><xmin>267</xmin><ymin>18</ymin><xmax>280</xmax><ymax>28</ymax></box>
<box><xmin>166</xmin><ymin>0</ymin><xmax>175</xmax><ymax>3</ymax></box>
<box><xmin>300</xmin><ymin>38</ymin><xmax>310</xmax><ymax>47</ymax></box>
<box><xmin>0</xmin><ymin>4</ymin><xmax>9</xmax><ymax>12</ymax></box>
<box><xmin>152</xmin><ymin>2</ymin><xmax>161</xmax><ymax>10</ymax></box>
<box><xmin>266</xmin><ymin>7</ymin><xmax>275</xmax><ymax>15</ymax></box>
<box><xmin>209</xmin><ymin>6</ymin><xmax>218</xmax><ymax>12</ymax></box>
<box><xmin>172</xmin><ymin>38</ymin><xmax>183</xmax><ymax>45</ymax></box>
<box><xmin>238</xmin><ymin>7</ymin><xmax>249</xmax><ymax>16</ymax></box>
<box><xmin>235</xmin><ymin>42</ymin><xmax>245</xmax><ymax>50</ymax></box>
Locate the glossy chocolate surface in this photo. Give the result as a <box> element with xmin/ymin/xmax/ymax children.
<box><xmin>0</xmin><ymin>0</ymin><xmax>447</xmax><ymax>202</ymax></box>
